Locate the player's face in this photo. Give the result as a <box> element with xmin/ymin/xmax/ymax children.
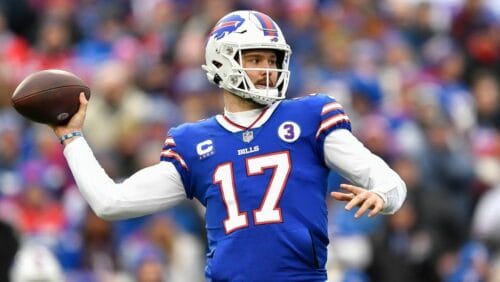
<box><xmin>241</xmin><ymin>50</ymin><xmax>278</xmax><ymax>89</ymax></box>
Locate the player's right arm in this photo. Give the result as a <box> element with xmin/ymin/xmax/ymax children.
<box><xmin>52</xmin><ymin>93</ymin><xmax>187</xmax><ymax>220</ymax></box>
<box><xmin>64</xmin><ymin>138</ymin><xmax>186</xmax><ymax>220</ymax></box>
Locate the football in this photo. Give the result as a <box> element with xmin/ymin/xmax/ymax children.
<box><xmin>11</xmin><ymin>69</ymin><xmax>91</xmax><ymax>125</ymax></box>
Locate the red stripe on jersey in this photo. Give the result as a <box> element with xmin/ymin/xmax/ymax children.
<box><xmin>223</xmin><ymin>106</ymin><xmax>270</xmax><ymax>130</ymax></box>
<box><xmin>321</xmin><ymin>102</ymin><xmax>343</xmax><ymax>115</ymax></box>
<box><xmin>315</xmin><ymin>114</ymin><xmax>349</xmax><ymax>138</ymax></box>
<box><xmin>164</xmin><ymin>137</ymin><xmax>175</xmax><ymax>146</ymax></box>
<box><xmin>161</xmin><ymin>149</ymin><xmax>188</xmax><ymax>170</ymax></box>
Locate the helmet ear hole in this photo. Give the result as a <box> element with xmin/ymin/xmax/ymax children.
<box><xmin>212</xmin><ymin>61</ymin><xmax>222</xmax><ymax>68</ymax></box>
<box><xmin>275</xmin><ymin>50</ymin><xmax>285</xmax><ymax>69</ymax></box>
<box><xmin>214</xmin><ymin>74</ymin><xmax>222</xmax><ymax>85</ymax></box>
<box><xmin>211</xmin><ymin>61</ymin><xmax>223</xmax><ymax>85</ymax></box>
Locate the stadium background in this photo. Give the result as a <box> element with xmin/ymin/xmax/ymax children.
<box><xmin>0</xmin><ymin>0</ymin><xmax>499</xmax><ymax>281</ymax></box>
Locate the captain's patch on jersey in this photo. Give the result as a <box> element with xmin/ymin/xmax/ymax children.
<box><xmin>197</xmin><ymin>139</ymin><xmax>215</xmax><ymax>159</ymax></box>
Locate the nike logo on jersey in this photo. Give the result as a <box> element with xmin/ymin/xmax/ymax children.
<box><xmin>237</xmin><ymin>145</ymin><xmax>260</xmax><ymax>156</ymax></box>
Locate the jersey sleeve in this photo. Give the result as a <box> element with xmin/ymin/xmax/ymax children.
<box><xmin>324</xmin><ymin>129</ymin><xmax>407</xmax><ymax>214</ymax></box>
<box><xmin>160</xmin><ymin>133</ymin><xmax>193</xmax><ymax>198</ymax></box>
<box><xmin>312</xmin><ymin>94</ymin><xmax>352</xmax><ymax>145</ymax></box>
<box><xmin>316</xmin><ymin>94</ymin><xmax>351</xmax><ymax>140</ymax></box>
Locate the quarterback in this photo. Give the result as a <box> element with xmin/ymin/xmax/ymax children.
<box><xmin>52</xmin><ymin>10</ymin><xmax>406</xmax><ymax>281</ymax></box>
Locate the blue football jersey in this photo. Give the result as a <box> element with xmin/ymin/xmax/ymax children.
<box><xmin>161</xmin><ymin>94</ymin><xmax>351</xmax><ymax>281</ymax></box>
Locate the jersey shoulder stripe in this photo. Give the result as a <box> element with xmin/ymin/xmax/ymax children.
<box><xmin>160</xmin><ymin>117</ymin><xmax>219</xmax><ymax>170</ymax></box>
<box><xmin>160</xmin><ymin>145</ymin><xmax>188</xmax><ymax>170</ymax></box>
<box><xmin>287</xmin><ymin>93</ymin><xmax>351</xmax><ymax>138</ymax></box>
<box><xmin>159</xmin><ymin>118</ymin><xmax>220</xmax><ymax>198</ymax></box>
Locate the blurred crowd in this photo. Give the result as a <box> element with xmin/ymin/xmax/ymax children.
<box><xmin>0</xmin><ymin>0</ymin><xmax>499</xmax><ymax>281</ymax></box>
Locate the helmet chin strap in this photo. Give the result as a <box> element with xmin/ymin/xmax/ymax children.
<box><xmin>253</xmin><ymin>87</ymin><xmax>279</xmax><ymax>98</ymax></box>
<box><xmin>247</xmin><ymin>88</ymin><xmax>280</xmax><ymax>105</ymax></box>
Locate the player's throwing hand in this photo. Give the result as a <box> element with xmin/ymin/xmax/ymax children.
<box><xmin>51</xmin><ymin>92</ymin><xmax>88</xmax><ymax>145</ymax></box>
<box><xmin>331</xmin><ymin>184</ymin><xmax>385</xmax><ymax>218</ymax></box>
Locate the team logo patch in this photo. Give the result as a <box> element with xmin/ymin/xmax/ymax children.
<box><xmin>210</xmin><ymin>14</ymin><xmax>245</xmax><ymax>40</ymax></box>
<box><xmin>278</xmin><ymin>121</ymin><xmax>300</xmax><ymax>143</ymax></box>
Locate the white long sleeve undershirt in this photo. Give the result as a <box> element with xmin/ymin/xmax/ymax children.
<box><xmin>324</xmin><ymin>129</ymin><xmax>406</xmax><ymax>214</ymax></box>
<box><xmin>64</xmin><ymin>137</ymin><xmax>186</xmax><ymax>220</ymax></box>
<box><xmin>64</xmin><ymin>113</ymin><xmax>405</xmax><ymax>220</ymax></box>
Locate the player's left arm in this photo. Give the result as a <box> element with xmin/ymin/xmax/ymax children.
<box><xmin>324</xmin><ymin>129</ymin><xmax>407</xmax><ymax>217</ymax></box>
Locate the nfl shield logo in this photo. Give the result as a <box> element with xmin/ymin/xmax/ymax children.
<box><xmin>242</xmin><ymin>130</ymin><xmax>254</xmax><ymax>143</ymax></box>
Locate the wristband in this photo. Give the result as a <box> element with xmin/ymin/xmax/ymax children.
<box><xmin>59</xmin><ymin>131</ymin><xmax>83</xmax><ymax>144</ymax></box>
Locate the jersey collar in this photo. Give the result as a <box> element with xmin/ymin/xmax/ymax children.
<box><xmin>216</xmin><ymin>101</ymin><xmax>281</xmax><ymax>132</ymax></box>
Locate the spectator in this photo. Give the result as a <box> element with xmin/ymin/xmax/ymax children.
<box><xmin>0</xmin><ymin>220</ymin><xmax>19</xmax><ymax>282</ymax></box>
<box><xmin>0</xmin><ymin>1</ymin><xmax>498</xmax><ymax>280</ymax></box>
<box><xmin>10</xmin><ymin>243</ymin><xmax>64</xmax><ymax>282</ymax></box>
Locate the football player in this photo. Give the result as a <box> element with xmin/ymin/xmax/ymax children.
<box><xmin>52</xmin><ymin>10</ymin><xmax>406</xmax><ymax>281</ymax></box>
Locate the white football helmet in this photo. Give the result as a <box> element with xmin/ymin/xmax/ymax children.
<box><xmin>202</xmin><ymin>10</ymin><xmax>291</xmax><ymax>105</ymax></box>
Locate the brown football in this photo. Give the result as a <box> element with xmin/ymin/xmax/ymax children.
<box><xmin>11</xmin><ymin>69</ymin><xmax>91</xmax><ymax>125</ymax></box>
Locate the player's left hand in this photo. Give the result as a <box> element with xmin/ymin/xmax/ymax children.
<box><xmin>331</xmin><ymin>184</ymin><xmax>385</xmax><ymax>218</ymax></box>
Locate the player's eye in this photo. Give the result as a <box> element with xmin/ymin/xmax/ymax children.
<box><xmin>249</xmin><ymin>58</ymin><xmax>259</xmax><ymax>64</ymax></box>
